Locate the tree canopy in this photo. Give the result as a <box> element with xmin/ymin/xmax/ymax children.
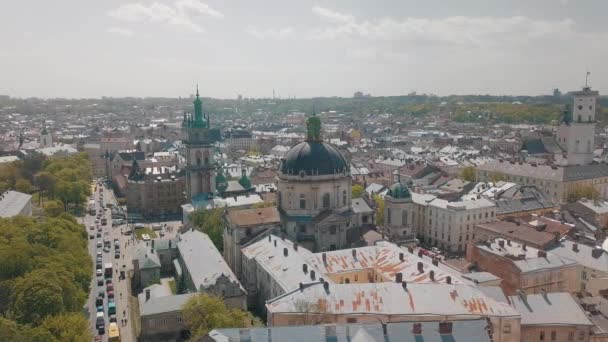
<box><xmin>190</xmin><ymin>208</ymin><xmax>225</xmax><ymax>252</ymax></box>
<box><xmin>460</xmin><ymin>166</ymin><xmax>476</xmax><ymax>182</ymax></box>
<box><xmin>351</xmin><ymin>184</ymin><xmax>364</xmax><ymax>198</ymax></box>
<box><xmin>567</xmin><ymin>184</ymin><xmax>600</xmax><ymax>203</ymax></box>
<box><xmin>182</xmin><ymin>293</ymin><xmax>249</xmax><ymax>339</ymax></box>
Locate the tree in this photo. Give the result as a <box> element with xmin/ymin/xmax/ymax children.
<box><xmin>190</xmin><ymin>208</ymin><xmax>225</xmax><ymax>251</ymax></box>
<box><xmin>182</xmin><ymin>293</ymin><xmax>249</xmax><ymax>339</ymax></box>
<box><xmin>351</xmin><ymin>184</ymin><xmax>364</xmax><ymax>198</ymax></box>
<box><xmin>489</xmin><ymin>172</ymin><xmax>506</xmax><ymax>183</ymax></box>
<box><xmin>40</xmin><ymin>313</ymin><xmax>91</xmax><ymax>342</ymax></box>
<box><xmin>43</xmin><ymin>201</ymin><xmax>64</xmax><ymax>217</ymax></box>
<box><xmin>373</xmin><ymin>194</ymin><xmax>385</xmax><ymax>226</ymax></box>
<box><xmin>567</xmin><ymin>184</ymin><xmax>600</xmax><ymax>203</ymax></box>
<box><xmin>15</xmin><ymin>179</ymin><xmax>33</xmax><ymax>194</ymax></box>
<box><xmin>35</xmin><ymin>172</ymin><xmax>57</xmax><ymax>202</ymax></box>
<box><xmin>460</xmin><ymin>166</ymin><xmax>476</xmax><ymax>182</ymax></box>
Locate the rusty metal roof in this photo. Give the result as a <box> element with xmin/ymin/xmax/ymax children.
<box><xmin>226</xmin><ymin>207</ymin><xmax>280</xmax><ymax>228</ymax></box>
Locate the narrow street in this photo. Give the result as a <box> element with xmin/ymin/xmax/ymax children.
<box><xmin>82</xmin><ymin>182</ymin><xmax>136</xmax><ymax>342</ymax></box>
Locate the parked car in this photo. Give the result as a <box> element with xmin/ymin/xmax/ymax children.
<box><xmin>96</xmin><ymin>296</ymin><xmax>103</xmax><ymax>306</ymax></box>
<box><xmin>114</xmin><ymin>252</ymin><xmax>120</xmax><ymax>259</ymax></box>
<box><xmin>109</xmin><ymin>314</ymin><xmax>117</xmax><ymax>323</ymax></box>
<box><xmin>96</xmin><ymin>241</ymin><xmax>102</xmax><ymax>248</ymax></box>
<box><xmin>96</xmin><ymin>269</ymin><xmax>102</xmax><ymax>277</ymax></box>
<box><xmin>89</xmin><ymin>234</ymin><xmax>94</xmax><ymax>239</ymax></box>
<box><xmin>103</xmin><ymin>246</ymin><xmax>110</xmax><ymax>253</ymax></box>
<box><xmin>96</xmin><ymin>305</ymin><xmax>104</xmax><ymax>313</ymax></box>
<box><xmin>96</xmin><ymin>232</ymin><xmax>101</xmax><ymax>238</ymax></box>
<box><xmin>107</xmin><ymin>291</ymin><xmax>114</xmax><ymax>299</ymax></box>
<box><xmin>107</xmin><ymin>284</ymin><xmax>114</xmax><ymax>292</ymax></box>
<box><xmin>96</xmin><ymin>263</ymin><xmax>102</xmax><ymax>270</ymax></box>
<box><xmin>105</xmin><ymin>279</ymin><xmax>112</xmax><ymax>286</ymax></box>
<box><xmin>98</xmin><ymin>290</ymin><xmax>105</xmax><ymax>298</ymax></box>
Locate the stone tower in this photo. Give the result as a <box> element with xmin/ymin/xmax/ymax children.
<box><xmin>556</xmin><ymin>85</ymin><xmax>599</xmax><ymax>166</ymax></box>
<box><xmin>182</xmin><ymin>86</ymin><xmax>216</xmax><ymax>201</ymax></box>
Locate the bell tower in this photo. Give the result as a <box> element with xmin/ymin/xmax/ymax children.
<box><xmin>556</xmin><ymin>80</ymin><xmax>599</xmax><ymax>166</ymax></box>
<box><xmin>183</xmin><ymin>86</ymin><xmax>216</xmax><ymax>200</ymax></box>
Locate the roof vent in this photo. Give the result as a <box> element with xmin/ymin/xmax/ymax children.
<box><xmin>322</xmin><ymin>253</ymin><xmax>327</xmax><ymax>264</ymax></box>
<box><xmin>399</xmin><ymin>252</ymin><xmax>404</xmax><ymax>261</ymax></box>
<box><xmin>283</xmin><ymin>248</ymin><xmax>288</xmax><ymax>257</ymax></box>
<box><xmin>417</xmin><ymin>262</ymin><xmax>424</xmax><ymax>273</ymax></box>
<box><xmin>395</xmin><ymin>272</ymin><xmax>403</xmax><ymax>283</ymax></box>
<box><xmin>572</xmin><ymin>243</ymin><xmax>579</xmax><ymax>252</ymax></box>
<box><xmin>352</xmin><ymin>249</ymin><xmax>357</xmax><ymax>259</ymax></box>
<box><xmin>310</xmin><ymin>270</ymin><xmax>316</xmax><ymax>280</ymax></box>
<box><xmin>302</xmin><ymin>264</ymin><xmax>308</xmax><ymax>274</ymax></box>
<box><xmin>429</xmin><ymin>270</ymin><xmax>435</xmax><ymax>281</ymax></box>
<box><xmin>432</xmin><ymin>258</ymin><xmax>439</xmax><ymax>266</ymax></box>
<box><xmin>323</xmin><ymin>281</ymin><xmax>330</xmax><ymax>292</ymax></box>
<box><xmin>446</xmin><ymin>276</ymin><xmax>452</xmax><ymax>285</ymax></box>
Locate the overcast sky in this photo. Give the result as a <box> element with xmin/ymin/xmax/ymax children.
<box><xmin>1</xmin><ymin>0</ymin><xmax>607</xmax><ymax>98</ymax></box>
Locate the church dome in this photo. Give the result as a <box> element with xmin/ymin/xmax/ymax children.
<box><xmin>280</xmin><ymin>141</ymin><xmax>348</xmax><ymax>176</ymax></box>
<box><xmin>387</xmin><ymin>181</ymin><xmax>411</xmax><ymax>199</ymax></box>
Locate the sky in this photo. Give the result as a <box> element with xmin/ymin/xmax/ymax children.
<box><xmin>1</xmin><ymin>0</ymin><xmax>608</xmax><ymax>99</ymax></box>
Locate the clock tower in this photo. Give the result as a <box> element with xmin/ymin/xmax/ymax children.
<box><xmin>183</xmin><ymin>86</ymin><xmax>217</xmax><ymax>200</ymax></box>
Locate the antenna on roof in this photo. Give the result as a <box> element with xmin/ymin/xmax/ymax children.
<box><xmin>585</xmin><ymin>70</ymin><xmax>591</xmax><ymax>88</ymax></box>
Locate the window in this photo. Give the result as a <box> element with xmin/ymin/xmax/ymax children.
<box><xmin>503</xmin><ymin>324</ymin><xmax>511</xmax><ymax>334</ymax></box>
<box><xmin>246</xmin><ymin>228</ymin><xmax>252</xmax><ymax>236</ymax></box>
<box><xmin>329</xmin><ymin>226</ymin><xmax>337</xmax><ymax>235</ymax></box>
<box><xmin>342</xmin><ymin>190</ymin><xmax>347</xmax><ymax>206</ymax></box>
<box><xmin>195</xmin><ymin>150</ymin><xmax>202</xmax><ymax>166</ymax></box>
<box><xmin>322</xmin><ymin>193</ymin><xmax>330</xmax><ymax>208</ymax></box>
<box><xmin>387</xmin><ymin>208</ymin><xmax>392</xmax><ymax>224</ymax></box>
<box><xmin>540</xmin><ymin>331</ymin><xmax>545</xmax><ymax>341</ymax></box>
<box><xmin>402</xmin><ymin>210</ymin><xmax>408</xmax><ymax>225</ymax></box>
<box><xmin>568</xmin><ymin>332</ymin><xmax>574</xmax><ymax>341</ymax></box>
<box><xmin>551</xmin><ymin>331</ymin><xmax>556</xmax><ymax>341</ymax></box>
<box><xmin>299</xmin><ymin>194</ymin><xmax>306</xmax><ymax>209</ymax></box>
<box><xmin>579</xmin><ymin>332</ymin><xmax>585</xmax><ymax>340</ymax></box>
<box><xmin>330</xmin><ymin>244</ymin><xmax>336</xmax><ymax>251</ymax></box>
<box><xmin>354</xmin><ymin>275</ymin><xmax>358</xmax><ymax>281</ymax></box>
<box><xmin>347</xmin><ymin>318</ymin><xmax>357</xmax><ymax>323</ymax></box>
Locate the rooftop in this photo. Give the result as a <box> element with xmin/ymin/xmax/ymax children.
<box><xmin>267</xmin><ymin>282</ymin><xmax>519</xmax><ymax>318</ymax></box>
<box><xmin>475</xmin><ymin>220</ymin><xmax>557</xmax><ymax>248</ymax></box>
<box><xmin>139</xmin><ymin>293</ymin><xmax>194</xmax><ymax>316</ymax></box>
<box><xmin>0</xmin><ymin>190</ymin><xmax>31</xmax><ymax>217</ymax></box>
<box><xmin>226</xmin><ymin>207</ymin><xmax>280</xmax><ymax>228</ymax></box>
<box><xmin>177</xmin><ymin>230</ymin><xmax>244</xmax><ymax>292</ymax></box>
<box><xmin>549</xmin><ymin>240</ymin><xmax>608</xmax><ymax>272</ymax></box>
<box><xmin>509</xmin><ymin>292</ymin><xmax>593</xmax><ymax>326</ymax></box>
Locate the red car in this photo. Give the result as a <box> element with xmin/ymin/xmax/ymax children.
<box><xmin>107</xmin><ymin>290</ymin><xmax>114</xmax><ymax>299</ymax></box>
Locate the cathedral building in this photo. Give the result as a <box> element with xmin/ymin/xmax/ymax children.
<box><xmin>276</xmin><ymin>114</ymin><xmax>355</xmax><ymax>252</ymax></box>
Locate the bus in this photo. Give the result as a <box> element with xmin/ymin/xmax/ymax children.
<box><xmin>108</xmin><ymin>322</ymin><xmax>120</xmax><ymax>341</ymax></box>
<box><xmin>88</xmin><ymin>200</ymin><xmax>96</xmax><ymax>215</ymax></box>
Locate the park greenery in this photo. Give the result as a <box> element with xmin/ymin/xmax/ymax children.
<box><xmin>0</xmin><ymin>153</ymin><xmax>93</xmax><ymax>341</ymax></box>
<box><xmin>0</xmin><ymin>152</ymin><xmax>92</xmax><ymax>212</ymax></box>
<box><xmin>191</xmin><ymin>208</ymin><xmax>225</xmax><ymax>252</ymax></box>
<box><xmin>182</xmin><ymin>293</ymin><xmax>254</xmax><ymax>339</ymax></box>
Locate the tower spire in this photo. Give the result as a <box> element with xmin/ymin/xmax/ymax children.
<box><xmin>193</xmin><ymin>85</ymin><xmax>203</xmax><ymax>125</ymax></box>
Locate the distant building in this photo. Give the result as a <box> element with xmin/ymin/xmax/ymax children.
<box><xmin>39</xmin><ymin>127</ymin><xmax>52</xmax><ymax>148</ymax></box>
<box><xmin>474</xmin><ymin>218</ymin><xmax>573</xmax><ymax>251</ymax></box>
<box><xmin>138</xmin><ymin>288</ymin><xmax>193</xmax><ymax>342</ymax></box>
<box><xmin>223</xmin><ymin>128</ymin><xmax>254</xmax><ymax>151</ymax></box>
<box><xmin>0</xmin><ymin>190</ymin><xmax>32</xmax><ymax>218</ymax></box>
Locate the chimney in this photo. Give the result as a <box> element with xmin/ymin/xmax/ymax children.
<box><xmin>303</xmin><ymin>264</ymin><xmax>308</xmax><ymax>274</ymax></box>
<box><xmin>323</xmin><ymin>281</ymin><xmax>330</xmax><ymax>292</ymax></box>
<box><xmin>399</xmin><ymin>252</ymin><xmax>404</xmax><ymax>262</ymax></box>
<box><xmin>446</xmin><ymin>276</ymin><xmax>452</xmax><ymax>284</ymax></box>
<box><xmin>439</xmin><ymin>322</ymin><xmax>453</xmax><ymax>335</ymax></box>
<box><xmin>299</xmin><ymin>283</ymin><xmax>304</xmax><ymax>291</ymax></box>
<box><xmin>169</xmin><ymin>240</ymin><xmax>172</xmax><ymax>248</ymax></box>
<box><xmin>151</xmin><ymin>239</ymin><xmax>155</xmax><ymax>249</ymax></box>
<box><xmin>430</xmin><ymin>270</ymin><xmax>435</xmax><ymax>281</ymax></box>
<box><xmin>522</xmin><ymin>244</ymin><xmax>527</xmax><ymax>251</ymax></box>
<box><xmin>310</xmin><ymin>270</ymin><xmax>316</xmax><ymax>280</ymax></box>
<box><xmin>407</xmin><ymin>246</ymin><xmax>414</xmax><ymax>254</ymax></box>
<box><xmin>592</xmin><ymin>246</ymin><xmax>604</xmax><ymax>258</ymax></box>
<box><xmin>322</xmin><ymin>253</ymin><xmax>327</xmax><ymax>264</ymax></box>
<box><xmin>151</xmin><ymin>248</ymin><xmax>154</xmax><ymax>254</ymax></box>
<box><xmin>498</xmin><ymin>240</ymin><xmax>505</xmax><ymax>248</ymax></box>
<box><xmin>418</xmin><ymin>250</ymin><xmax>423</xmax><ymax>258</ymax></box>
<box><xmin>573</xmin><ymin>243</ymin><xmax>579</xmax><ymax>252</ymax></box>
<box><xmin>507</xmin><ymin>239</ymin><xmax>511</xmax><ymax>246</ymax></box>
<box><xmin>417</xmin><ymin>262</ymin><xmax>424</xmax><ymax>273</ymax></box>
<box><xmin>294</xmin><ymin>243</ymin><xmax>298</xmax><ymax>251</ymax></box>
<box><xmin>268</xmin><ymin>235</ymin><xmax>271</xmax><ymax>242</ymax></box>
<box><xmin>395</xmin><ymin>272</ymin><xmax>403</xmax><ymax>283</ymax></box>
<box><xmin>274</xmin><ymin>240</ymin><xmax>277</xmax><ymax>247</ymax></box>
<box><xmin>432</xmin><ymin>258</ymin><xmax>439</xmax><ymax>266</ymax></box>
<box><xmin>145</xmin><ymin>289</ymin><xmax>151</xmax><ymax>302</ymax></box>
<box><xmin>283</xmin><ymin>248</ymin><xmax>288</xmax><ymax>257</ymax></box>
<box><xmin>352</xmin><ymin>249</ymin><xmax>357</xmax><ymax>259</ymax></box>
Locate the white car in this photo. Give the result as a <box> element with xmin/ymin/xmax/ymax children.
<box><xmin>96</xmin><ymin>269</ymin><xmax>102</xmax><ymax>277</ymax></box>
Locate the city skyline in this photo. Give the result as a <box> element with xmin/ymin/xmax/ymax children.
<box><xmin>1</xmin><ymin>0</ymin><xmax>608</xmax><ymax>99</ymax></box>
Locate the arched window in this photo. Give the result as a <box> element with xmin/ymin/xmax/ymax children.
<box><xmin>402</xmin><ymin>210</ymin><xmax>408</xmax><ymax>226</ymax></box>
<box><xmin>195</xmin><ymin>150</ymin><xmax>202</xmax><ymax>166</ymax></box>
<box><xmin>387</xmin><ymin>208</ymin><xmax>392</xmax><ymax>224</ymax></box>
<box><xmin>277</xmin><ymin>191</ymin><xmax>282</xmax><ymax>209</ymax></box>
<box><xmin>299</xmin><ymin>194</ymin><xmax>306</xmax><ymax>209</ymax></box>
<box><xmin>587</xmin><ymin>140</ymin><xmax>592</xmax><ymax>153</ymax></box>
<box><xmin>203</xmin><ymin>150</ymin><xmax>210</xmax><ymax>165</ymax></box>
<box><xmin>322</xmin><ymin>193</ymin><xmax>330</xmax><ymax>208</ymax></box>
<box><xmin>342</xmin><ymin>190</ymin><xmax>347</xmax><ymax>206</ymax></box>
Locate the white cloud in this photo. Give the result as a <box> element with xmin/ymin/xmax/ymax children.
<box><xmin>245</xmin><ymin>26</ymin><xmax>294</xmax><ymax>40</ymax></box>
<box><xmin>309</xmin><ymin>6</ymin><xmax>582</xmax><ymax>47</ymax></box>
<box><xmin>107</xmin><ymin>27</ymin><xmax>134</xmax><ymax>37</ymax></box>
<box><xmin>108</xmin><ymin>0</ymin><xmax>223</xmax><ymax>34</ymax></box>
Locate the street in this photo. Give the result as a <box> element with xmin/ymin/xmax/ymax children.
<box><xmin>82</xmin><ymin>182</ymin><xmax>136</xmax><ymax>342</ymax></box>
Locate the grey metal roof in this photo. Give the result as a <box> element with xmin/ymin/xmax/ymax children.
<box><xmin>206</xmin><ymin>320</ymin><xmax>492</xmax><ymax>342</ymax></box>
<box><xmin>134</xmin><ymin>244</ymin><xmax>161</xmax><ymax>270</ymax></box>
<box><xmin>462</xmin><ymin>272</ymin><xmax>501</xmax><ymax>284</ymax></box>
<box><xmin>563</xmin><ymin>164</ymin><xmax>608</xmax><ymax>181</ymax></box>
<box><xmin>351</xmin><ymin>198</ymin><xmax>373</xmax><ymax>214</ymax></box>
<box><xmin>549</xmin><ymin>240</ymin><xmax>608</xmax><ymax>272</ymax></box>
<box><xmin>0</xmin><ymin>190</ymin><xmax>31</xmax><ymax>217</ymax></box>
<box><xmin>177</xmin><ymin>230</ymin><xmax>244</xmax><ymax>292</ymax></box>
<box><xmin>509</xmin><ymin>292</ymin><xmax>593</xmax><ymax>326</ymax></box>
<box><xmin>139</xmin><ymin>293</ymin><xmax>194</xmax><ymax>316</ymax></box>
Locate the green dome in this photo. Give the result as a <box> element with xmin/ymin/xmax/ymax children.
<box><xmin>238</xmin><ymin>174</ymin><xmax>251</xmax><ymax>190</ymax></box>
<box><xmin>388</xmin><ymin>182</ymin><xmax>411</xmax><ymax>199</ymax></box>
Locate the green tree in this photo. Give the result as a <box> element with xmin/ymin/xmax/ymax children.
<box><xmin>182</xmin><ymin>293</ymin><xmax>249</xmax><ymax>339</ymax></box>
<box><xmin>43</xmin><ymin>201</ymin><xmax>64</xmax><ymax>217</ymax></box>
<box><xmin>460</xmin><ymin>166</ymin><xmax>476</xmax><ymax>182</ymax></box>
<box><xmin>351</xmin><ymin>184</ymin><xmax>364</xmax><ymax>198</ymax></box>
<box><xmin>15</xmin><ymin>179</ymin><xmax>33</xmax><ymax>194</ymax></box>
<box><xmin>35</xmin><ymin>172</ymin><xmax>57</xmax><ymax>202</ymax></box>
<box><xmin>374</xmin><ymin>194</ymin><xmax>385</xmax><ymax>226</ymax></box>
<box><xmin>40</xmin><ymin>313</ymin><xmax>91</xmax><ymax>342</ymax></box>
<box><xmin>567</xmin><ymin>185</ymin><xmax>600</xmax><ymax>203</ymax></box>
<box><xmin>10</xmin><ymin>269</ymin><xmax>65</xmax><ymax>324</ymax></box>
<box><xmin>190</xmin><ymin>208</ymin><xmax>225</xmax><ymax>252</ymax></box>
